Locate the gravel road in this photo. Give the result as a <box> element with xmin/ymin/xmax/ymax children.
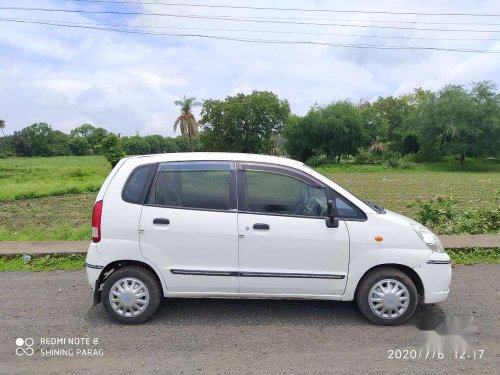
<box><xmin>1</xmin><ymin>265</ymin><xmax>498</xmax><ymax>374</ymax></box>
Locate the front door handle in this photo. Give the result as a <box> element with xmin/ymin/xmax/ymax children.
<box><xmin>153</xmin><ymin>218</ymin><xmax>170</xmax><ymax>225</ymax></box>
<box><xmin>253</xmin><ymin>223</ymin><xmax>269</xmax><ymax>230</ymax></box>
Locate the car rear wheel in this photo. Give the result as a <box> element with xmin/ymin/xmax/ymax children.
<box><xmin>356</xmin><ymin>267</ymin><xmax>418</xmax><ymax>326</ymax></box>
<box><xmin>102</xmin><ymin>266</ymin><xmax>162</xmax><ymax>324</ymax></box>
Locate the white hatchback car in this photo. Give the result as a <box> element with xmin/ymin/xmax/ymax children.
<box><xmin>86</xmin><ymin>153</ymin><xmax>451</xmax><ymax>325</ymax></box>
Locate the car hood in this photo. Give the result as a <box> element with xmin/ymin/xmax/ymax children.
<box><xmin>383</xmin><ymin>209</ymin><xmax>421</xmax><ymax>226</ymax></box>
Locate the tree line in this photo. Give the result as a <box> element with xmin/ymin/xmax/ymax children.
<box><xmin>1</xmin><ymin>81</ymin><xmax>499</xmax><ymax>166</ymax></box>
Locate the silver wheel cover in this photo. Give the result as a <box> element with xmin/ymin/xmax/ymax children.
<box><xmin>109</xmin><ymin>277</ymin><xmax>150</xmax><ymax>317</ymax></box>
<box><xmin>368</xmin><ymin>279</ymin><xmax>410</xmax><ymax>319</ymax></box>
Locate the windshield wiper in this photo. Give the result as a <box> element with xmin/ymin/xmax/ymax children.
<box><xmin>364</xmin><ymin>200</ymin><xmax>386</xmax><ymax>214</ymax></box>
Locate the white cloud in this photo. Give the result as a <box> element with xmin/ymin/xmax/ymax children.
<box><xmin>1</xmin><ymin>0</ymin><xmax>500</xmax><ymax>136</ymax></box>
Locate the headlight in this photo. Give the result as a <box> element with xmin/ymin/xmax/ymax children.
<box><xmin>410</xmin><ymin>223</ymin><xmax>444</xmax><ymax>253</ymax></box>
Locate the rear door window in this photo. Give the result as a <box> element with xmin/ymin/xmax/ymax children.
<box><xmin>151</xmin><ymin>162</ymin><xmax>233</xmax><ymax>211</ymax></box>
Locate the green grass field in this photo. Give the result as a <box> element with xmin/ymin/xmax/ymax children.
<box><xmin>317</xmin><ymin>162</ymin><xmax>500</xmax><ymax>217</ymax></box>
<box><xmin>0</xmin><ymin>156</ymin><xmax>109</xmax><ymax>201</ymax></box>
<box><xmin>0</xmin><ymin>156</ymin><xmax>498</xmax><ymax>241</ymax></box>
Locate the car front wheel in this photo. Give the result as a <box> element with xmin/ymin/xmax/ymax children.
<box><xmin>102</xmin><ymin>266</ymin><xmax>162</xmax><ymax>324</ymax></box>
<box><xmin>356</xmin><ymin>268</ymin><xmax>418</xmax><ymax>326</ymax></box>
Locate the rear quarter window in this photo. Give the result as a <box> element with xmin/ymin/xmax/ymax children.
<box><xmin>122</xmin><ymin>163</ymin><xmax>157</xmax><ymax>204</ymax></box>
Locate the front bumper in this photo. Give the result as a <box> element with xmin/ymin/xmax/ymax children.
<box><xmin>414</xmin><ymin>252</ymin><xmax>452</xmax><ymax>304</ymax></box>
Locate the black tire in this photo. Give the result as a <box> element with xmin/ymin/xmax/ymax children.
<box><xmin>102</xmin><ymin>266</ymin><xmax>162</xmax><ymax>324</ymax></box>
<box><xmin>356</xmin><ymin>267</ymin><xmax>418</xmax><ymax>326</ymax></box>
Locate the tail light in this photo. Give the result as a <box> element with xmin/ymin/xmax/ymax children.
<box><xmin>92</xmin><ymin>200</ymin><xmax>103</xmax><ymax>243</ymax></box>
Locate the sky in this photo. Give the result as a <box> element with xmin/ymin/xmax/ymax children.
<box><xmin>1</xmin><ymin>0</ymin><xmax>500</xmax><ymax>136</ymax></box>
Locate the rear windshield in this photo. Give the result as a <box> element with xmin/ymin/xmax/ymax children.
<box><xmin>122</xmin><ymin>164</ymin><xmax>157</xmax><ymax>204</ymax></box>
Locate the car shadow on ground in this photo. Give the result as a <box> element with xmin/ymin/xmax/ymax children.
<box><xmin>86</xmin><ymin>297</ymin><xmax>446</xmax><ymax>327</ymax></box>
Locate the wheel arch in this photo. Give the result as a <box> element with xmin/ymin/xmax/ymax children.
<box><xmin>353</xmin><ymin>263</ymin><xmax>425</xmax><ymax>302</ymax></box>
<box><xmin>94</xmin><ymin>260</ymin><xmax>165</xmax><ymax>304</ymax></box>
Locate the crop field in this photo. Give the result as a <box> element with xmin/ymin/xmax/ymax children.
<box><xmin>318</xmin><ymin>165</ymin><xmax>499</xmax><ymax>217</ymax></box>
<box><xmin>0</xmin><ymin>156</ymin><xmax>498</xmax><ymax>241</ymax></box>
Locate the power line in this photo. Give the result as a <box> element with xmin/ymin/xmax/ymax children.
<box><xmin>58</xmin><ymin>0</ymin><xmax>500</xmax><ymax>18</ymax></box>
<box><xmin>2</xmin><ymin>17</ymin><xmax>500</xmax><ymax>53</ymax></box>
<box><xmin>54</xmin><ymin>0</ymin><xmax>500</xmax><ymax>26</ymax></box>
<box><xmin>3</xmin><ymin>16</ymin><xmax>500</xmax><ymax>42</ymax></box>
<box><xmin>3</xmin><ymin>7</ymin><xmax>500</xmax><ymax>33</ymax></box>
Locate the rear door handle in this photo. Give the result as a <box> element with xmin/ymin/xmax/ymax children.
<box><xmin>153</xmin><ymin>218</ymin><xmax>170</xmax><ymax>225</ymax></box>
<box><xmin>253</xmin><ymin>223</ymin><xmax>269</xmax><ymax>230</ymax></box>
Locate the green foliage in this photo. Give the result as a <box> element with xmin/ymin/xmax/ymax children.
<box><xmin>415</xmin><ymin>196</ymin><xmax>500</xmax><ymax>234</ymax></box>
<box><xmin>70</xmin><ymin>124</ymin><xmax>108</xmax><ymax>154</ymax></box>
<box><xmin>100</xmin><ymin>134</ymin><xmax>125</xmax><ymax>168</ymax></box>
<box><xmin>284</xmin><ymin>101</ymin><xmax>363</xmax><ymax>163</ymax></box>
<box><xmin>305</xmin><ymin>153</ymin><xmax>330</xmax><ymax>167</ymax></box>
<box><xmin>175</xmin><ymin>134</ymin><xmax>201</xmax><ymax>152</ymax></box>
<box><xmin>200</xmin><ymin>91</ymin><xmax>290</xmax><ymax>153</ymax></box>
<box><xmin>13</xmin><ymin>123</ymin><xmax>71</xmax><ymax>156</ymax></box>
<box><xmin>68</xmin><ymin>136</ymin><xmax>91</xmax><ymax>156</ymax></box>
<box><xmin>404</xmin><ymin>82</ymin><xmax>500</xmax><ymax>163</ymax></box>
<box><xmin>162</xmin><ymin>137</ymin><xmax>180</xmax><ymax>153</ymax></box>
<box><xmin>358</xmin><ymin>101</ymin><xmax>389</xmax><ymax>147</ymax></box>
<box><xmin>354</xmin><ymin>149</ymin><xmax>377</xmax><ymax>164</ymax></box>
<box><xmin>0</xmin><ymin>135</ymin><xmax>15</xmax><ymax>158</ymax></box>
<box><xmin>143</xmin><ymin>134</ymin><xmax>164</xmax><ymax>153</ymax></box>
<box><xmin>0</xmin><ymin>254</ymin><xmax>85</xmax><ymax>272</ymax></box>
<box><xmin>371</xmin><ymin>95</ymin><xmax>412</xmax><ymax>151</ymax></box>
<box><xmin>354</xmin><ymin>147</ymin><xmax>415</xmax><ymax>169</ymax></box>
<box><xmin>121</xmin><ymin>135</ymin><xmax>151</xmax><ymax>155</ymax></box>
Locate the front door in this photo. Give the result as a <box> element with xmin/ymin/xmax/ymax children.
<box><xmin>139</xmin><ymin>161</ymin><xmax>238</xmax><ymax>293</ymax></box>
<box><xmin>237</xmin><ymin>164</ymin><xmax>350</xmax><ymax>297</ymax></box>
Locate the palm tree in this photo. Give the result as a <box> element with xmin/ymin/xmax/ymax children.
<box><xmin>0</xmin><ymin>119</ymin><xmax>5</xmax><ymax>136</ymax></box>
<box><xmin>174</xmin><ymin>96</ymin><xmax>201</xmax><ymax>151</ymax></box>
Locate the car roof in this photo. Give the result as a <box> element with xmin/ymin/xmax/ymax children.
<box><xmin>125</xmin><ymin>152</ymin><xmax>305</xmax><ymax>168</ymax></box>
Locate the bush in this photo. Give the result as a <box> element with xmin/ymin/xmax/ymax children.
<box><xmin>100</xmin><ymin>134</ymin><xmax>125</xmax><ymax>167</ymax></box>
<box><xmin>353</xmin><ymin>148</ymin><xmax>415</xmax><ymax>169</ymax></box>
<box><xmin>415</xmin><ymin>197</ymin><xmax>500</xmax><ymax>234</ymax></box>
<box><xmin>306</xmin><ymin>153</ymin><xmax>329</xmax><ymax>167</ymax></box>
<box><xmin>354</xmin><ymin>148</ymin><xmax>378</xmax><ymax>164</ymax></box>
<box><xmin>397</xmin><ymin>156</ymin><xmax>416</xmax><ymax>170</ymax></box>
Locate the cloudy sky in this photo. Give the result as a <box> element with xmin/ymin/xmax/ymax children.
<box><xmin>1</xmin><ymin>0</ymin><xmax>500</xmax><ymax>136</ymax></box>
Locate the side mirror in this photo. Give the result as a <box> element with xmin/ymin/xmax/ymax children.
<box><xmin>326</xmin><ymin>199</ymin><xmax>339</xmax><ymax>228</ymax></box>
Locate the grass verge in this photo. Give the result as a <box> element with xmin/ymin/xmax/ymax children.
<box><xmin>0</xmin><ymin>248</ymin><xmax>497</xmax><ymax>272</ymax></box>
<box><xmin>447</xmin><ymin>248</ymin><xmax>500</xmax><ymax>265</ymax></box>
<box><xmin>0</xmin><ymin>254</ymin><xmax>86</xmax><ymax>271</ymax></box>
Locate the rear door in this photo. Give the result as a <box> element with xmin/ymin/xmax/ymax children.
<box><xmin>139</xmin><ymin>161</ymin><xmax>238</xmax><ymax>293</ymax></box>
<box><xmin>237</xmin><ymin>163</ymin><xmax>350</xmax><ymax>297</ymax></box>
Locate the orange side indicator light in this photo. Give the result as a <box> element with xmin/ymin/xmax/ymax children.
<box><xmin>375</xmin><ymin>235</ymin><xmax>384</xmax><ymax>242</ymax></box>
